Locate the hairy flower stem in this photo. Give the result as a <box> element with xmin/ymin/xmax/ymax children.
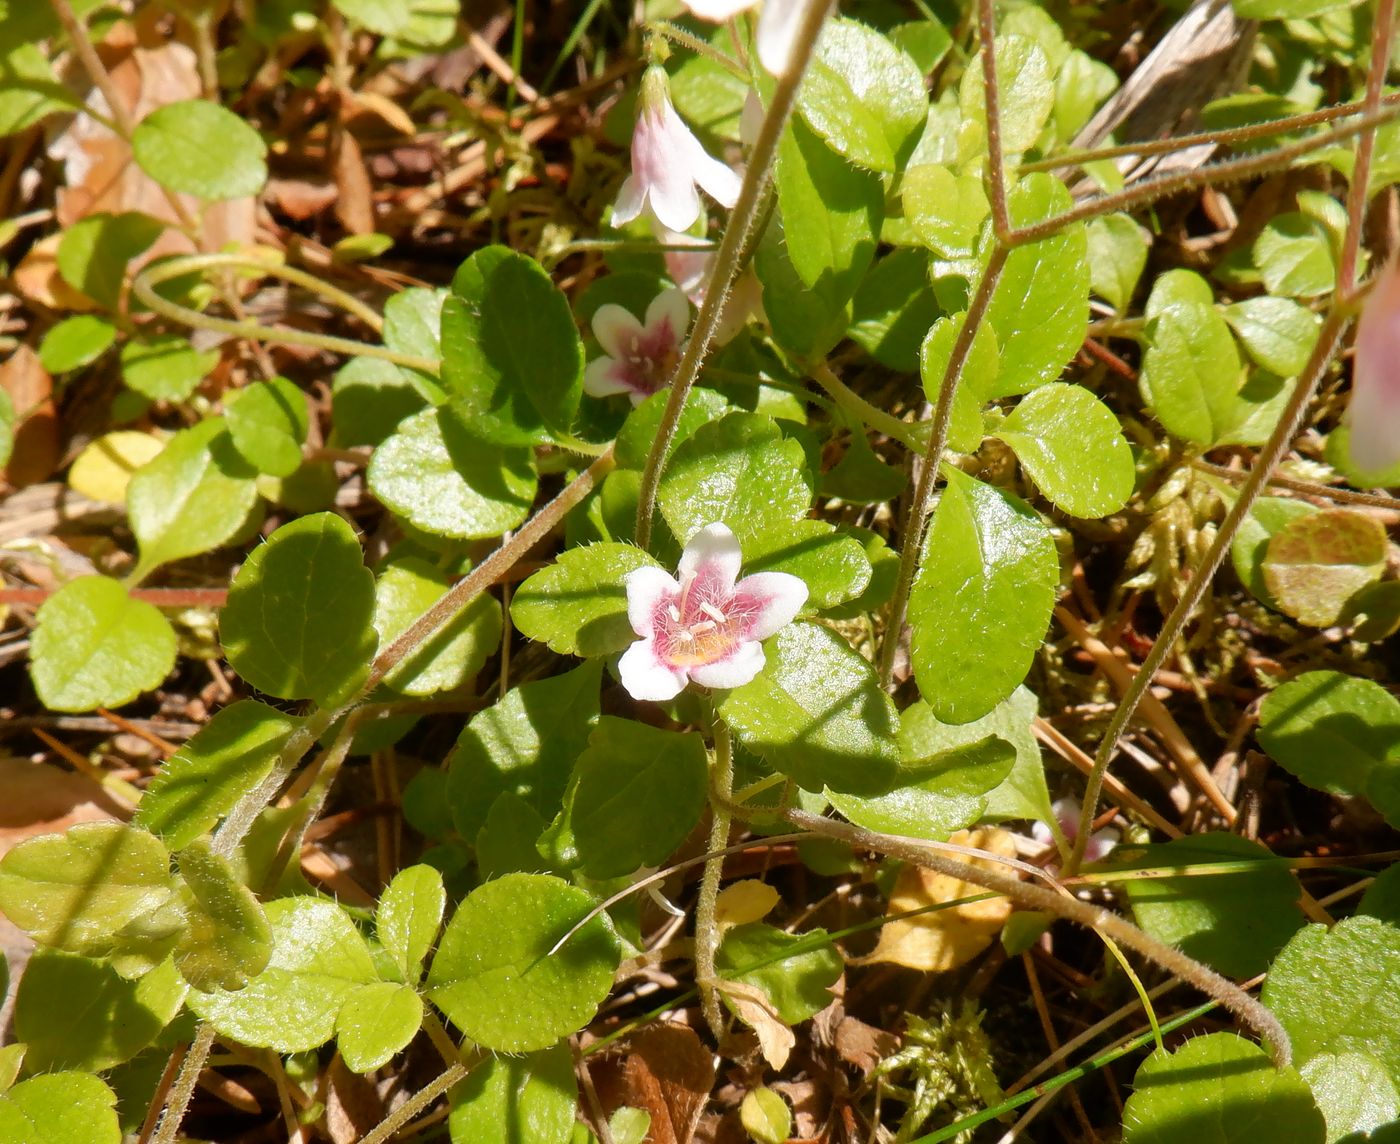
<box><xmin>695</xmin><ymin>718</ymin><xmax>736</xmax><ymax>1042</ymax></box>
<box><xmin>786</xmin><ymin>808</ymin><xmax>1292</xmax><ymax>1067</ymax></box>
<box><xmin>150</xmin><ymin>1022</ymin><xmax>217</xmax><ymax>1144</ymax></box>
<box><xmin>634</xmin><ymin>0</ymin><xmax>834</xmax><ymax>551</ymax></box>
<box><xmin>359</xmin><ymin>1064</ymin><xmax>470</xmax><ymax>1144</ymax></box>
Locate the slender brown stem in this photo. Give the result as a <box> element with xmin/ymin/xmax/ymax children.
<box><xmin>976</xmin><ymin>0</ymin><xmax>1011</xmax><ymax>237</ymax></box>
<box><xmin>694</xmin><ymin>719</ymin><xmax>736</xmax><ymax>1041</ymax></box>
<box><xmin>48</xmin><ymin>0</ymin><xmax>136</xmax><ymax>136</ymax></box>
<box><xmin>1191</xmin><ymin>458</ymin><xmax>1400</xmax><ymax>509</ymax></box>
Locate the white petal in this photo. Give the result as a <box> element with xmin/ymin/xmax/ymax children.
<box><xmin>619</xmin><ymin>638</ymin><xmax>689</xmax><ymax>701</ymax></box>
<box><xmin>730</xmin><ymin>571</ymin><xmax>807</xmax><ymax>640</ymax></box>
<box><xmin>611</xmin><ymin>174</ymin><xmax>646</xmax><ymax>227</ymax></box>
<box><xmin>684</xmin><ymin>0</ymin><xmax>758</xmax><ymax>18</ymax></box>
<box><xmin>1348</xmin><ymin>257</ymin><xmax>1400</xmax><ymax>473</ymax></box>
<box><xmin>625</xmin><ymin>564</ymin><xmax>680</xmax><ymax>637</ymax></box>
<box><xmin>677</xmin><ymin>119</ymin><xmax>744</xmax><ymax>210</ymax></box>
<box><xmin>677</xmin><ymin>522</ymin><xmax>742</xmax><ymax>588</ymax></box>
<box><xmin>688</xmin><ymin>640</ymin><xmax>766</xmax><ymax>690</ymax></box>
<box><xmin>757</xmin><ymin>0</ymin><xmax>808</xmax><ymax>76</ymax></box>
<box><xmin>1029</xmin><ymin>820</ymin><xmax>1055</xmax><ymax>846</ymax></box>
<box><xmin>583</xmin><ymin>356</ymin><xmax>634</xmax><ymax>399</ymax></box>
<box><xmin>591</xmin><ymin>303</ymin><xmax>644</xmax><ymax>360</ymax></box>
<box><xmin>645</xmin><ymin>287</ymin><xmax>693</xmax><ymax>343</ymax></box>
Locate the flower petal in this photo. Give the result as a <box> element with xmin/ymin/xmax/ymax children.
<box><xmin>677</xmin><ymin>523</ymin><xmax>743</xmax><ymax>590</ymax></box>
<box><xmin>729</xmin><ymin>571</ymin><xmax>808</xmax><ymax>640</ymax></box>
<box><xmin>757</xmin><ymin>0</ymin><xmax>807</xmax><ymax>76</ymax></box>
<box><xmin>1347</xmin><ymin>257</ymin><xmax>1400</xmax><ymax>473</ymax></box>
<box><xmin>645</xmin><ymin>286</ymin><xmax>693</xmax><ymax>343</ymax></box>
<box><xmin>611</xmin><ymin>173</ymin><xmax>646</xmax><ymax>227</ymax></box>
<box><xmin>688</xmin><ymin>640</ymin><xmax>766</xmax><ymax>690</ymax></box>
<box><xmin>676</xmin><ymin>117</ymin><xmax>743</xmax><ymax>210</ymax></box>
<box><xmin>583</xmin><ymin>356</ymin><xmax>636</xmax><ymax>399</ymax></box>
<box><xmin>591</xmin><ymin>303</ymin><xmax>644</xmax><ymax>360</ymax></box>
<box><xmin>619</xmin><ymin>638</ymin><xmax>690</xmax><ymax>701</ymax></box>
<box><xmin>684</xmin><ymin>0</ymin><xmax>757</xmax><ymax>18</ymax></box>
<box><xmin>625</xmin><ymin>564</ymin><xmax>680</xmax><ymax>637</ymax></box>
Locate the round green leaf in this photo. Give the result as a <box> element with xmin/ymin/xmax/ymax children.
<box><xmin>373</xmin><ymin>556</ymin><xmax>501</xmax><ymax>696</ymax></box>
<box><xmin>995</xmin><ymin>383</ymin><xmax>1134</xmax><ymax>517</ymax></box>
<box><xmin>920</xmin><ymin>312</ymin><xmax>997</xmax><ymax>452</ymax></box>
<box><xmin>56</xmin><ymin>211</ymin><xmax>164</xmax><ymax>311</ymax></box>
<box><xmin>132</xmin><ymin>100</ymin><xmax>267</xmax><ymax>200</ymax></box>
<box><xmin>1254</xmin><ymin>213</ymin><xmax>1335</xmax><ymax>299</ymax></box>
<box><xmin>1122</xmin><ymin>1032</ymin><xmax>1324</xmax><ymax>1143</ymax></box>
<box><xmin>368</xmin><ymin>406</ymin><xmax>537</xmax><ymax>540</ymax></box>
<box><xmin>336</xmin><ymin>982</ymin><xmax>423</xmax><ymax>1073</ymax></box>
<box><xmin>904</xmin><ymin>165</ymin><xmax>990</xmax><ymax>260</ymax></box>
<box><xmin>172</xmin><ymin>840</ymin><xmax>272</xmax><ymax>992</ymax></box>
<box><xmin>615</xmin><ymin>387</ymin><xmax>730</xmax><ymax>471</ymax></box>
<box><xmin>570</xmin><ymin>717</ymin><xmax>709</xmax><ymax>879</ymax></box>
<box><xmin>30</xmin><ymin>576</ymin><xmax>177</xmax><ymax>712</ymax></box>
<box><xmin>743</xmin><ymin>520</ymin><xmax>872</xmax><ymax>611</ymax></box>
<box><xmin>0</xmin><ymin>1072</ymin><xmax>121</xmax><ymax>1144</ymax></box>
<box><xmin>909</xmin><ymin>467</ymin><xmax>1057</xmax><ymax>725</ymax></box>
<box><xmin>226</xmin><ymin>377</ymin><xmax>309</xmax><ymax>477</ymax></box>
<box><xmin>220</xmin><ymin>512</ymin><xmax>377</xmax><ymax>706</ymax></box>
<box><xmin>1223</xmin><ymin>296</ymin><xmax>1321</xmax><ymax>378</ymax></box>
<box><xmin>426</xmin><ymin>873</ymin><xmax>618</xmax><ymax>1052</ymax></box>
<box><xmin>1300</xmin><ymin>1052</ymin><xmax>1400</xmax><ymax>1142</ymax></box>
<box><xmin>657</xmin><ymin>412</ymin><xmax>812</xmax><ymax>553</ymax></box>
<box><xmin>127</xmin><ymin>418</ymin><xmax>259</xmax><ymax>579</ymax></box>
<box><xmin>38</xmin><ymin>315</ymin><xmax>115</xmax><ymax>373</ymax></box>
<box><xmin>510</xmin><ymin>543</ymin><xmax>659</xmax><ymax>657</ymax></box>
<box><xmin>376</xmin><ymin>864</ymin><xmax>445</xmax><ymax>985</ymax></box>
<box><xmin>715</xmin><ymin>923</ymin><xmax>843</xmax><ymax>1024</ymax></box>
<box><xmin>847</xmin><ymin>247</ymin><xmax>942</xmax><ymax>371</ymax></box>
<box><xmin>188</xmin><ymin>897</ymin><xmax>378</xmax><ymax>1053</ymax></box>
<box><xmin>719</xmin><ymin>622</ymin><xmax>900</xmax><ymax>795</ymax></box>
<box><xmin>1139</xmin><ymin>297</ymin><xmax>1243</xmax><ymax>446</ymax></box>
<box><xmin>1230</xmin><ymin>496</ymin><xmax>1317</xmax><ymax>608</ymax></box>
<box><xmin>1086</xmin><ymin>212</ymin><xmax>1148</xmax><ymax>312</ymax></box>
<box><xmin>741</xmin><ymin>1088</ymin><xmax>793</xmax><ymax>1144</ymax></box>
<box><xmin>120</xmin><ymin>334</ymin><xmax>220</xmax><ymax>402</ymax></box>
<box><xmin>331</xmin><ymin>356</ymin><xmax>426</xmax><ymax>447</ymax></box>
<box><xmin>382</xmin><ymin>287</ymin><xmax>448</xmax><ymax>405</ymax></box>
<box><xmin>959</xmin><ymin>34</ymin><xmax>1054</xmax><ymax>153</ymax></box>
<box><xmin>1262</xmin><ymin>509</ymin><xmax>1387</xmax><ymax>628</ymax></box>
<box><xmin>330</xmin><ymin>0</ymin><xmax>411</xmax><ymax>36</ymax></box>
<box><xmin>447</xmin><ymin>1046</ymin><xmax>578</xmax><ymax>1144</ymax></box>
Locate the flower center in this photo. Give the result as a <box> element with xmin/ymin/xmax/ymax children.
<box><xmin>658</xmin><ymin>593</ymin><xmax>736</xmax><ymax>666</ymax></box>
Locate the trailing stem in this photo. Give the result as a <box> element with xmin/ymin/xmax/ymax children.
<box><xmin>695</xmin><ymin>718</ymin><xmax>737</xmax><ymax>1041</ymax></box>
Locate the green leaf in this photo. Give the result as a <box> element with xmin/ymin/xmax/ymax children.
<box><xmin>796</xmin><ymin>17</ymin><xmax>927</xmax><ymax>173</ymax></box>
<box><xmin>171</xmin><ymin>841</ymin><xmax>272</xmax><ymax>991</ymax></box>
<box><xmin>377</xmin><ymin>865</ymin><xmax>445</xmax><ymax>985</ymax></box>
<box><xmin>373</xmin><ymin>555</ymin><xmax>501</xmax><ymax>696</ymax></box>
<box><xmin>511</xmin><ymin>543</ymin><xmax>659</xmax><ymax>657</ymax></box>
<box><xmin>447</xmin><ymin>1046</ymin><xmax>578</xmax><ymax>1144</ymax></box>
<box><xmin>441</xmin><ymin>246</ymin><xmax>584</xmax><ymax>443</ymax></box>
<box><xmin>0</xmin><ymin>390</ymin><xmax>13</xmax><ymax>469</ymax></box>
<box><xmin>447</xmin><ymin>660</ymin><xmax>602</xmax><ymax>839</ymax></box>
<box><xmin>0</xmin><ymin>1072</ymin><xmax>121</xmax><ymax>1144</ymax></box>
<box><xmin>132</xmin><ymin>100</ymin><xmax>267</xmax><ymax>200</ymax></box>
<box><xmin>188</xmin><ymin>896</ymin><xmax>378</xmax><ymax>1053</ymax></box>
<box><xmin>1230</xmin><ymin>496</ymin><xmax>1317</xmax><ymax>609</ymax></box>
<box><xmin>1299</xmin><ymin>1052</ymin><xmax>1400</xmax><ymax>1143</ymax></box>
<box><xmin>910</xmin><ymin>467</ymin><xmax>1057</xmax><ymax>725</ymax></box>
<box><xmin>670</xmin><ymin>43</ymin><xmax>750</xmax><ymax>144</ymax></box>
<box><xmin>984</xmin><ymin>175</ymin><xmax>1090</xmax><ymax>396</ymax></box>
<box><xmin>332</xmin><ymin>357</ymin><xmax>426</xmax><ymax>447</ymax></box>
<box><xmin>382</xmin><ymin>287</ymin><xmax>448</xmax><ymax>405</ymax></box>
<box><xmin>1262</xmin><ymin>509</ymin><xmax>1386</xmax><ymax>628</ymax></box>
<box><xmin>1139</xmin><ymin>280</ymin><xmax>1243</xmax><ymax>445</ymax></box>
<box><xmin>615</xmin><ymin>387</ymin><xmax>730</xmax><ymax>470</ymax></box>
<box><xmin>1086</xmin><ymin>213</ymin><xmax>1148</xmax><ymax>311</ymax></box>
<box><xmin>1122</xmin><ymin>1033</ymin><xmax>1324</xmax><ymax>1144</ymax></box>
<box><xmin>902</xmin><ymin>164</ymin><xmax>990</xmax><ymax>259</ymax></box>
<box><xmin>920</xmin><ymin>312</ymin><xmax>998</xmax><ymax>452</ymax></box>
<box><xmin>220</xmin><ymin>512</ymin><xmax>377</xmax><ymax>707</ymax></box>
<box><xmin>847</xmin><ymin>248</ymin><xmax>941</xmax><ymax>371</ymax></box>
<box><xmin>827</xmin><ymin>735</ymin><xmax>1016</xmax><ymax>841</ymax></box>
<box><xmin>960</xmin><ymin>35</ymin><xmax>1055</xmax><ymax>153</ymax></box>
<box><xmin>426</xmin><ymin>873</ymin><xmax>618</xmax><ymax>1052</ymax></box>
<box><xmin>898</xmin><ymin>687</ymin><xmax>1052</xmax><ymax>822</ymax></box>
<box><xmin>476</xmin><ymin>792</ymin><xmax>549</xmax><ymax>880</ymax></box>
<box><xmin>774</xmin><ymin>115</ymin><xmax>881</xmax><ymax>308</ymax></box>
<box><xmin>754</xmin><ymin>215</ymin><xmax>850</xmax><ymax>359</ymax></box>
<box><xmin>741</xmin><ymin>1088</ymin><xmax>793</xmax><ymax>1144</ymax></box>
<box><xmin>719</xmin><ymin>622</ymin><xmax>900</xmax><ymax>795</ymax></box>
<box><xmin>658</xmin><ymin>412</ymin><xmax>812</xmax><ymax>552</ymax></box>
<box><xmin>336</xmin><ymin>982</ymin><xmax>423</xmax><ymax>1073</ymax></box>
<box><xmin>226</xmin><ymin>377</ymin><xmax>309</xmax><ymax>478</ymax></box>
<box><xmin>127</xmin><ymin>418</ymin><xmax>259</xmax><ymax>579</ymax></box>
<box><xmin>0</xmin><ymin>43</ymin><xmax>77</xmax><ymax>139</ymax></box>
<box><xmin>569</xmin><ymin>717</ymin><xmax>709</xmax><ymax>879</ymax></box>
<box><xmin>1231</xmin><ymin>0</ymin><xmax>1351</xmax><ymax>14</ymax></box>
<box><xmin>1223</xmin><ymin>296</ymin><xmax>1321</xmax><ymax>377</ymax></box>
<box><xmin>55</xmin><ymin>211</ymin><xmax>164</xmax><ymax>310</ymax></box>
<box><xmin>367</xmin><ymin>406</ymin><xmax>537</xmax><ymax>539</ymax></box>
<box><xmin>1262</xmin><ymin>915</ymin><xmax>1400</xmax><ymax>1078</ymax></box>
<box><xmin>120</xmin><ymin>335</ymin><xmax>220</xmax><ymax>402</ymax></box>
<box><xmin>29</xmin><ymin>576</ymin><xmax>177</xmax><ymax>712</ymax></box>
<box><xmin>744</xmin><ymin>520</ymin><xmax>872</xmax><ymax>611</ymax></box>
<box><xmin>715</xmin><ymin>923</ymin><xmax>843</xmax><ymax>1024</ymax></box>
<box><xmin>1257</xmin><ymin>670</ymin><xmax>1400</xmax><ymax>827</ymax></box>
<box><xmin>15</xmin><ymin>952</ymin><xmax>186</xmax><ymax>1073</ymax></box>
<box><xmin>1254</xmin><ymin>213</ymin><xmax>1336</xmax><ymax>299</ymax></box>
<box><xmin>330</xmin><ymin>0</ymin><xmax>412</xmax><ymax>36</ymax></box>
<box><xmin>1116</xmin><ymin>833</ymin><xmax>1303</xmax><ymax>977</ymax></box>
<box><xmin>135</xmin><ymin>701</ymin><xmax>302</xmax><ymax>850</ymax></box>
<box><xmin>38</xmin><ymin>315</ymin><xmax>115</xmax><ymax>373</ymax></box>
<box><xmin>994</xmin><ymin>383</ymin><xmax>1134</xmax><ymax>517</ymax></box>
<box><xmin>0</xmin><ymin>822</ymin><xmax>175</xmax><ymax>959</ymax></box>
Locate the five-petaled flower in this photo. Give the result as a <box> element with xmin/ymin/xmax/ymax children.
<box><xmin>620</xmin><ymin>523</ymin><xmax>807</xmax><ymax>701</ymax></box>
<box><xmin>1031</xmin><ymin>797</ymin><xmax>1119</xmax><ymax>869</ymax></box>
<box><xmin>1346</xmin><ymin>256</ymin><xmax>1400</xmax><ymax>474</ymax></box>
<box><xmin>583</xmin><ymin>287</ymin><xmax>690</xmax><ymax>403</ymax></box>
<box><xmin>681</xmin><ymin>0</ymin><xmax>807</xmax><ymax>76</ymax></box>
<box><xmin>611</xmin><ymin>66</ymin><xmax>743</xmax><ymax>234</ymax></box>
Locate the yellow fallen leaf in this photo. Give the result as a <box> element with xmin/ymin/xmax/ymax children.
<box><xmin>715</xmin><ymin>880</ymin><xmax>780</xmax><ymax>931</ymax></box>
<box><xmin>68</xmin><ymin>430</ymin><xmax>165</xmax><ymax>505</ymax></box>
<box><xmin>864</xmin><ymin>827</ymin><xmax>1018</xmax><ymax>972</ymax></box>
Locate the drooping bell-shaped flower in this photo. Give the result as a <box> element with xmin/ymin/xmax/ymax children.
<box><xmin>612</xmin><ymin>67</ymin><xmax>743</xmax><ymax>234</ymax></box>
<box><xmin>1346</xmin><ymin>257</ymin><xmax>1400</xmax><ymax>474</ymax></box>
<box><xmin>681</xmin><ymin>0</ymin><xmax>808</xmax><ymax>76</ymax></box>
<box><xmin>1031</xmin><ymin>797</ymin><xmax>1119</xmax><ymax>868</ymax></box>
<box><xmin>619</xmin><ymin>523</ymin><xmax>807</xmax><ymax>701</ymax></box>
<box><xmin>583</xmin><ymin>287</ymin><xmax>690</xmax><ymax>403</ymax></box>
<box><xmin>655</xmin><ymin>224</ymin><xmax>764</xmax><ymax>347</ymax></box>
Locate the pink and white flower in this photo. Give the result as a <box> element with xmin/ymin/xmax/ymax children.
<box><xmin>1031</xmin><ymin>797</ymin><xmax>1119</xmax><ymax>868</ymax></box>
<box><xmin>619</xmin><ymin>523</ymin><xmax>807</xmax><ymax>701</ymax></box>
<box><xmin>656</xmin><ymin>225</ymin><xmax>764</xmax><ymax>347</ymax></box>
<box><xmin>1346</xmin><ymin>256</ymin><xmax>1400</xmax><ymax>474</ymax></box>
<box><xmin>612</xmin><ymin>67</ymin><xmax>743</xmax><ymax>234</ymax></box>
<box><xmin>681</xmin><ymin>0</ymin><xmax>808</xmax><ymax>76</ymax></box>
<box><xmin>584</xmin><ymin>287</ymin><xmax>690</xmax><ymax>403</ymax></box>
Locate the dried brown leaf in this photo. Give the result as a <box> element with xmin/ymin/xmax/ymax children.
<box><xmin>0</xmin><ymin>345</ymin><xmax>60</xmax><ymax>488</ymax></box>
